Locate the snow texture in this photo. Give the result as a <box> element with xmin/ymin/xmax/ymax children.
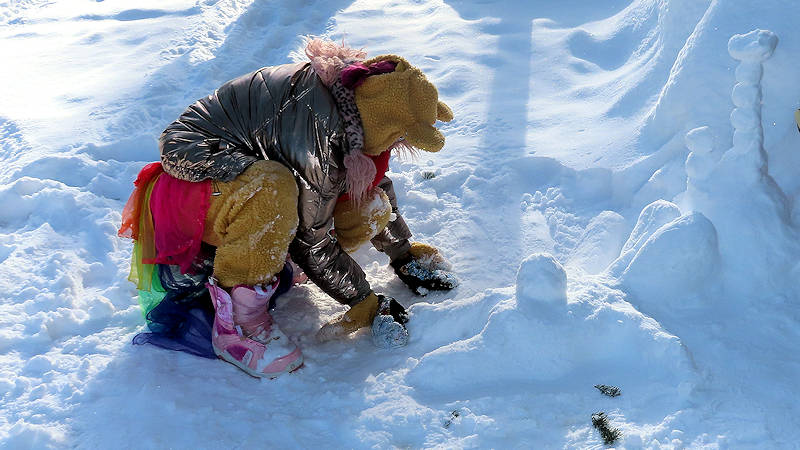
<box><xmin>1</xmin><ymin>0</ymin><xmax>799</xmax><ymax>447</ymax></box>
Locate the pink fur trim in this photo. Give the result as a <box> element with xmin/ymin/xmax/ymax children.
<box><xmin>304</xmin><ymin>38</ymin><xmax>377</xmax><ymax>201</ymax></box>
<box><xmin>386</xmin><ymin>138</ymin><xmax>418</xmax><ymax>157</ymax></box>
<box><xmin>305</xmin><ymin>38</ymin><xmax>366</xmax><ymax>87</ymax></box>
<box><xmin>343</xmin><ymin>151</ymin><xmax>376</xmax><ymax>201</ymax></box>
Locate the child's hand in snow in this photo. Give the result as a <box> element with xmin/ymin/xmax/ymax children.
<box><xmin>391</xmin><ymin>243</ymin><xmax>458</xmax><ymax>296</ymax></box>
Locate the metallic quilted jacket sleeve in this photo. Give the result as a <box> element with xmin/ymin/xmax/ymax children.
<box><xmin>289</xmin><ymin>175</ymin><xmax>373</xmax><ymax>306</ymax></box>
<box><xmin>159</xmin><ymin>68</ymin><xmax>282</xmax><ymax>182</ymax></box>
<box><xmin>159</xmin><ymin>129</ymin><xmax>257</xmax><ymax>182</ymax></box>
<box><xmin>250</xmin><ymin>64</ymin><xmax>373</xmax><ymax>305</ymax></box>
<box><xmin>370</xmin><ymin>176</ymin><xmax>412</xmax><ymax>261</ymax></box>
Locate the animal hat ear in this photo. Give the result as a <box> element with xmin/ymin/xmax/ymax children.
<box><xmin>437</xmin><ymin>101</ymin><xmax>453</xmax><ymax>122</ymax></box>
<box><xmin>405</xmin><ymin>121</ymin><xmax>446</xmax><ymax>152</ymax></box>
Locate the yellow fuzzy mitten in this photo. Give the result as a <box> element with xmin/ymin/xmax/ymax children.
<box><xmin>354</xmin><ymin>55</ymin><xmax>454</xmax><ymax>155</ymax></box>
<box><xmin>333</xmin><ymin>187</ymin><xmax>392</xmax><ymax>253</ymax></box>
<box><xmin>316</xmin><ymin>292</ymin><xmax>379</xmax><ymax>342</ymax></box>
<box><xmin>391</xmin><ymin>242</ymin><xmax>457</xmax><ymax>295</ymax></box>
<box><xmin>408</xmin><ymin>242</ymin><xmax>452</xmax><ymax>270</ymax></box>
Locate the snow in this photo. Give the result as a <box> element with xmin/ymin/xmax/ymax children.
<box><xmin>620</xmin><ymin>211</ymin><xmax>719</xmax><ymax>305</ymax></box>
<box><xmin>1</xmin><ymin>0</ymin><xmax>799</xmax><ymax>447</ymax></box>
<box><xmin>516</xmin><ymin>253</ymin><xmax>567</xmax><ymax>307</ymax></box>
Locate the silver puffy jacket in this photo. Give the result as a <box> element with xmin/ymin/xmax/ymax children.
<box><xmin>159</xmin><ymin>62</ymin><xmax>411</xmax><ymax>305</ymax></box>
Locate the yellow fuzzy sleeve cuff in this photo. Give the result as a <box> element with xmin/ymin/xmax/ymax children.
<box><xmin>334</xmin><ymin>188</ymin><xmax>392</xmax><ymax>253</ymax></box>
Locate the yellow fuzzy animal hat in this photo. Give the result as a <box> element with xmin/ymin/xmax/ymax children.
<box><xmin>354</xmin><ymin>55</ymin><xmax>454</xmax><ymax>155</ymax></box>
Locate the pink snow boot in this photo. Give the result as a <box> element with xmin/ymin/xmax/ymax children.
<box><xmin>207</xmin><ymin>278</ymin><xmax>303</xmax><ymax>378</ymax></box>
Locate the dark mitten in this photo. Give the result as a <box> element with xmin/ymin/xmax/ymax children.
<box><xmin>378</xmin><ymin>295</ymin><xmax>408</xmax><ymax>324</ymax></box>
<box><xmin>316</xmin><ymin>292</ymin><xmax>379</xmax><ymax>342</ymax></box>
<box><xmin>391</xmin><ymin>243</ymin><xmax>458</xmax><ymax>295</ymax></box>
<box><xmin>372</xmin><ymin>295</ymin><xmax>409</xmax><ymax>348</ymax></box>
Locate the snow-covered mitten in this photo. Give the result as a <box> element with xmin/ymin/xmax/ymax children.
<box><xmin>371</xmin><ymin>295</ymin><xmax>409</xmax><ymax>348</ymax></box>
<box><xmin>391</xmin><ymin>242</ymin><xmax>458</xmax><ymax>295</ymax></box>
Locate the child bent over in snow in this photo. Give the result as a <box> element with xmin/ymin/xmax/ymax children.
<box><xmin>120</xmin><ymin>39</ymin><xmax>457</xmax><ymax>378</ymax></box>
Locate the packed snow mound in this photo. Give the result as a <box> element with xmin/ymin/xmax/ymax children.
<box><xmin>515</xmin><ymin>253</ymin><xmax>567</xmax><ymax>308</ymax></box>
<box><xmin>408</xmin><ymin>251</ymin><xmax>695</xmax><ymax>386</ymax></box>
<box><xmin>681</xmin><ymin>27</ymin><xmax>800</xmax><ymax>302</ymax></box>
<box><xmin>728</xmin><ymin>29</ymin><xmax>778</xmax><ymax>62</ymax></box>
<box><xmin>621</xmin><ymin>211</ymin><xmax>718</xmax><ymax>304</ymax></box>
<box><xmin>608</xmin><ymin>199</ymin><xmax>681</xmax><ymax>276</ymax></box>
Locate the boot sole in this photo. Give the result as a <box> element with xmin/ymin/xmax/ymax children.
<box><xmin>214</xmin><ymin>347</ymin><xmax>304</xmax><ymax>379</ymax></box>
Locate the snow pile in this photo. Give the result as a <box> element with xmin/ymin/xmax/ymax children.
<box><xmin>407</xmin><ymin>253</ymin><xmax>692</xmax><ymax>385</ymax></box>
<box><xmin>619</xmin><ymin>208</ymin><xmax>718</xmax><ymax>305</ymax></box>
<box><xmin>1</xmin><ymin>0</ymin><xmax>799</xmax><ymax>447</ymax></box>
<box><xmin>683</xmin><ymin>29</ymin><xmax>799</xmax><ymax>301</ymax></box>
<box><xmin>516</xmin><ymin>253</ymin><xmax>567</xmax><ymax>307</ymax></box>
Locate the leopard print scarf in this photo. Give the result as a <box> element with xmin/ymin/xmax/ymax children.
<box><xmin>305</xmin><ymin>39</ymin><xmax>376</xmax><ymax>201</ymax></box>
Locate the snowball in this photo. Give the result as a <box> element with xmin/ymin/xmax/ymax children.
<box><xmin>621</xmin><ymin>212</ymin><xmax>718</xmax><ymax>303</ymax></box>
<box><xmin>686</xmin><ymin>152</ymin><xmax>716</xmax><ymax>181</ymax></box>
<box><xmin>87</xmin><ymin>297</ymin><xmax>115</xmax><ymax>319</ymax></box>
<box><xmin>685</xmin><ymin>127</ymin><xmax>714</xmax><ymax>154</ymax></box>
<box><xmin>731</xmin><ymin>84</ymin><xmax>759</xmax><ymax>108</ymax></box>
<box><xmin>734</xmin><ymin>61</ymin><xmax>763</xmax><ymax>84</ymax></box>
<box><xmin>23</xmin><ymin>355</ymin><xmax>53</xmax><ymax>375</ymax></box>
<box><xmin>731</xmin><ymin>130</ymin><xmax>761</xmax><ymax>155</ymax></box>
<box><xmin>730</xmin><ymin>107</ymin><xmax>760</xmax><ymax>131</ymax></box>
<box><xmin>728</xmin><ymin>29</ymin><xmax>777</xmax><ymax>62</ymax></box>
<box><xmin>515</xmin><ymin>253</ymin><xmax>567</xmax><ymax>312</ymax></box>
<box><xmin>608</xmin><ymin>200</ymin><xmax>681</xmax><ymax>276</ymax></box>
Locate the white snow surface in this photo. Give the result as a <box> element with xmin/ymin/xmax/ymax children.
<box><xmin>1</xmin><ymin>0</ymin><xmax>799</xmax><ymax>447</ymax></box>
